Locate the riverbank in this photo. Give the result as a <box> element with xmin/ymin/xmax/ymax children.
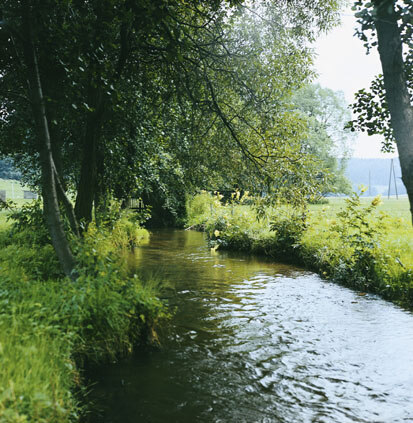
<box><xmin>186</xmin><ymin>192</ymin><xmax>413</xmax><ymax>309</ymax></box>
<box><xmin>0</xmin><ymin>207</ymin><xmax>167</xmax><ymax>422</ymax></box>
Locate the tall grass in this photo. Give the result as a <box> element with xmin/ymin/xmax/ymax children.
<box><xmin>187</xmin><ymin>192</ymin><xmax>413</xmax><ymax>308</ymax></box>
<box><xmin>0</xmin><ymin>204</ymin><xmax>168</xmax><ymax>422</ymax></box>
<box><xmin>307</xmin><ymin>196</ymin><xmax>413</xmax><ymax>269</ymax></box>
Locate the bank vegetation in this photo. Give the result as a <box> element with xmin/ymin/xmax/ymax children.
<box><xmin>0</xmin><ymin>204</ymin><xmax>167</xmax><ymax>423</ymax></box>
<box><xmin>187</xmin><ymin>191</ymin><xmax>413</xmax><ymax>309</ymax></box>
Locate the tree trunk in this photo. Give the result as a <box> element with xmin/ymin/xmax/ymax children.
<box><xmin>21</xmin><ymin>5</ymin><xmax>76</xmax><ymax>279</ymax></box>
<box><xmin>54</xmin><ymin>168</ymin><xmax>80</xmax><ymax>237</ymax></box>
<box><xmin>74</xmin><ymin>86</ymin><xmax>105</xmax><ymax>224</ymax></box>
<box><xmin>374</xmin><ymin>0</ymin><xmax>413</xmax><ymax>224</ymax></box>
<box><xmin>42</xmin><ymin>70</ymin><xmax>80</xmax><ymax>236</ymax></box>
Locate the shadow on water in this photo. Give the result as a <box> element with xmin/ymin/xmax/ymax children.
<box><xmin>85</xmin><ymin>229</ymin><xmax>413</xmax><ymax>423</ymax></box>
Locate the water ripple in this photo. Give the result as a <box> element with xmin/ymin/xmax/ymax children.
<box><xmin>88</xmin><ymin>230</ymin><xmax>413</xmax><ymax>423</ymax></box>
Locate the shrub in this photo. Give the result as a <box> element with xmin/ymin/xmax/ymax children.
<box><xmin>329</xmin><ymin>191</ymin><xmax>389</xmax><ymax>290</ymax></box>
<box><xmin>186</xmin><ymin>192</ymin><xmax>221</xmax><ymax>228</ymax></box>
<box><xmin>187</xmin><ymin>190</ymin><xmax>413</xmax><ymax>308</ymax></box>
<box><xmin>269</xmin><ymin>207</ymin><xmax>308</xmax><ymax>257</ymax></box>
<box><xmin>6</xmin><ymin>200</ymin><xmax>51</xmax><ymax>246</ymax></box>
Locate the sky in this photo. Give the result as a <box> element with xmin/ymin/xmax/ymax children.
<box><xmin>313</xmin><ymin>7</ymin><xmax>398</xmax><ymax>159</ymax></box>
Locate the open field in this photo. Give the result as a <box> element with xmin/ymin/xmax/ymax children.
<box><xmin>310</xmin><ymin>195</ymin><xmax>411</xmax><ymax>220</ymax></box>
<box><xmin>0</xmin><ymin>178</ymin><xmax>35</xmax><ymax>200</ymax></box>
<box><xmin>0</xmin><ymin>179</ymin><xmax>38</xmax><ymax>229</ymax></box>
<box><xmin>308</xmin><ymin>196</ymin><xmax>413</xmax><ymax>269</ymax></box>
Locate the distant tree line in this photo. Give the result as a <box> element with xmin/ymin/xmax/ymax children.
<box><xmin>0</xmin><ymin>158</ymin><xmax>21</xmax><ymax>180</ymax></box>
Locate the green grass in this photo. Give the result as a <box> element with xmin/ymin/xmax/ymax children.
<box><xmin>1</xmin><ymin>179</ymin><xmax>37</xmax><ymax>231</ymax></box>
<box><xmin>309</xmin><ymin>195</ymin><xmax>411</xmax><ymax>220</ymax></box>
<box><xmin>297</xmin><ymin>196</ymin><xmax>412</xmax><ymax>269</ymax></box>
<box><xmin>0</xmin><ymin>208</ymin><xmax>168</xmax><ymax>423</ymax></box>
<box><xmin>0</xmin><ymin>178</ymin><xmax>36</xmax><ymax>201</ymax></box>
<box><xmin>307</xmin><ymin>196</ymin><xmax>413</xmax><ymax>269</ymax></box>
<box><xmin>0</xmin><ymin>212</ymin><xmax>9</xmax><ymax>230</ymax></box>
<box><xmin>0</xmin><ymin>282</ymin><xmax>79</xmax><ymax>422</ymax></box>
<box><xmin>187</xmin><ymin>192</ymin><xmax>413</xmax><ymax>308</ymax></box>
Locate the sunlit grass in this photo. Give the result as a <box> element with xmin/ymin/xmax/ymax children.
<box><xmin>0</xmin><ymin>178</ymin><xmax>37</xmax><ymax>231</ymax></box>
<box><xmin>0</xmin><ymin>212</ymin><xmax>9</xmax><ymax>230</ymax></box>
<box><xmin>0</xmin><ymin>284</ymin><xmax>79</xmax><ymax>423</ymax></box>
<box><xmin>0</xmin><ymin>208</ymin><xmax>167</xmax><ymax>422</ymax></box>
<box><xmin>187</xmin><ymin>192</ymin><xmax>413</xmax><ymax>308</ymax></box>
<box><xmin>308</xmin><ymin>196</ymin><xmax>413</xmax><ymax>269</ymax></box>
<box><xmin>0</xmin><ymin>178</ymin><xmax>35</xmax><ymax>200</ymax></box>
<box><xmin>309</xmin><ymin>196</ymin><xmax>411</xmax><ymax>220</ymax></box>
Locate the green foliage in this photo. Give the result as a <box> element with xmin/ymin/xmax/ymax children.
<box><xmin>0</xmin><ymin>211</ymin><xmax>167</xmax><ymax>422</ymax></box>
<box><xmin>0</xmin><ymin>0</ymin><xmax>343</xmax><ymax>231</ymax></box>
<box><xmin>0</xmin><ymin>290</ymin><xmax>79</xmax><ymax>423</ymax></box>
<box><xmin>129</xmin><ymin>204</ymin><xmax>153</xmax><ymax>227</ymax></box>
<box><xmin>6</xmin><ymin>200</ymin><xmax>51</xmax><ymax>246</ymax></box>
<box><xmin>0</xmin><ymin>159</ymin><xmax>21</xmax><ymax>180</ymax></box>
<box><xmin>348</xmin><ymin>1</ymin><xmax>413</xmax><ymax>153</ymax></box>
<box><xmin>0</xmin><ymin>243</ymin><xmax>61</xmax><ymax>282</ymax></box>
<box><xmin>329</xmin><ymin>190</ymin><xmax>389</xmax><ymax>288</ymax></box>
<box><xmin>346</xmin><ymin>75</ymin><xmax>397</xmax><ymax>153</ymax></box>
<box><xmin>291</xmin><ymin>83</ymin><xmax>354</xmax><ymax>195</ymax></box>
<box><xmin>187</xmin><ymin>192</ymin><xmax>413</xmax><ymax>308</ymax></box>
<box><xmin>332</xmin><ymin>191</ymin><xmax>386</xmax><ymax>255</ymax></box>
<box><xmin>269</xmin><ymin>207</ymin><xmax>308</xmax><ymax>257</ymax></box>
<box><xmin>185</xmin><ymin>191</ymin><xmax>221</xmax><ymax>228</ymax></box>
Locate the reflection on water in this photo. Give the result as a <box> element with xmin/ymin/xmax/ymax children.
<box><xmin>87</xmin><ymin>229</ymin><xmax>413</xmax><ymax>423</ymax></box>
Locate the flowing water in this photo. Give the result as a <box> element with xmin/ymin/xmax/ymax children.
<box><xmin>87</xmin><ymin>229</ymin><xmax>413</xmax><ymax>423</ymax></box>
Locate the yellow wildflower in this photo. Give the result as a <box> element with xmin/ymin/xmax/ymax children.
<box><xmin>371</xmin><ymin>196</ymin><xmax>382</xmax><ymax>207</ymax></box>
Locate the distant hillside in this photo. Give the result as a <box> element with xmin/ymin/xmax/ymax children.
<box><xmin>345</xmin><ymin>158</ymin><xmax>406</xmax><ymax>196</ymax></box>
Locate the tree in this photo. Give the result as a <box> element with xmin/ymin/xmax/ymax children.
<box><xmin>291</xmin><ymin>83</ymin><xmax>354</xmax><ymax>195</ymax></box>
<box><xmin>0</xmin><ymin>159</ymin><xmax>21</xmax><ymax>180</ymax></box>
<box><xmin>1</xmin><ymin>2</ymin><xmax>77</xmax><ymax>277</ymax></box>
<box><xmin>0</xmin><ymin>0</ymin><xmax>343</xmax><ymax>275</ymax></box>
<box><xmin>348</xmin><ymin>0</ymin><xmax>413</xmax><ymax>223</ymax></box>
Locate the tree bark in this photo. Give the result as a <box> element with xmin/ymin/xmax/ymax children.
<box><xmin>54</xmin><ymin>168</ymin><xmax>80</xmax><ymax>237</ymax></box>
<box><xmin>374</xmin><ymin>0</ymin><xmax>413</xmax><ymax>224</ymax></box>
<box><xmin>21</xmin><ymin>4</ymin><xmax>77</xmax><ymax>279</ymax></box>
<box><xmin>74</xmin><ymin>85</ymin><xmax>105</xmax><ymax>224</ymax></box>
<box><xmin>41</xmin><ymin>66</ymin><xmax>80</xmax><ymax>236</ymax></box>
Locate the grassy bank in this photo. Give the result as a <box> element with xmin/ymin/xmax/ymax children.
<box><xmin>187</xmin><ymin>192</ymin><xmax>413</xmax><ymax>309</ymax></box>
<box><xmin>0</xmin><ymin>204</ymin><xmax>167</xmax><ymax>422</ymax></box>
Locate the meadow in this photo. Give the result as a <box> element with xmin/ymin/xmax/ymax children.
<box><xmin>309</xmin><ymin>195</ymin><xmax>411</xmax><ymax>219</ymax></box>
<box><xmin>0</xmin><ymin>178</ymin><xmax>33</xmax><ymax>200</ymax></box>
<box><xmin>308</xmin><ymin>196</ymin><xmax>413</xmax><ymax>269</ymax></box>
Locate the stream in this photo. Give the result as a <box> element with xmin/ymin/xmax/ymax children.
<box><xmin>87</xmin><ymin>229</ymin><xmax>413</xmax><ymax>423</ymax></box>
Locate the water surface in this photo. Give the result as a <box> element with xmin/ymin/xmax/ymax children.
<box><xmin>87</xmin><ymin>229</ymin><xmax>413</xmax><ymax>423</ymax></box>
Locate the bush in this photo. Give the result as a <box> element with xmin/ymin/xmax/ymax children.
<box><xmin>269</xmin><ymin>207</ymin><xmax>308</xmax><ymax>258</ymax></box>
<box><xmin>6</xmin><ymin>200</ymin><xmax>52</xmax><ymax>246</ymax></box>
<box><xmin>186</xmin><ymin>191</ymin><xmax>221</xmax><ymax>228</ymax></box>
<box><xmin>328</xmin><ymin>192</ymin><xmax>389</xmax><ymax>290</ymax></box>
